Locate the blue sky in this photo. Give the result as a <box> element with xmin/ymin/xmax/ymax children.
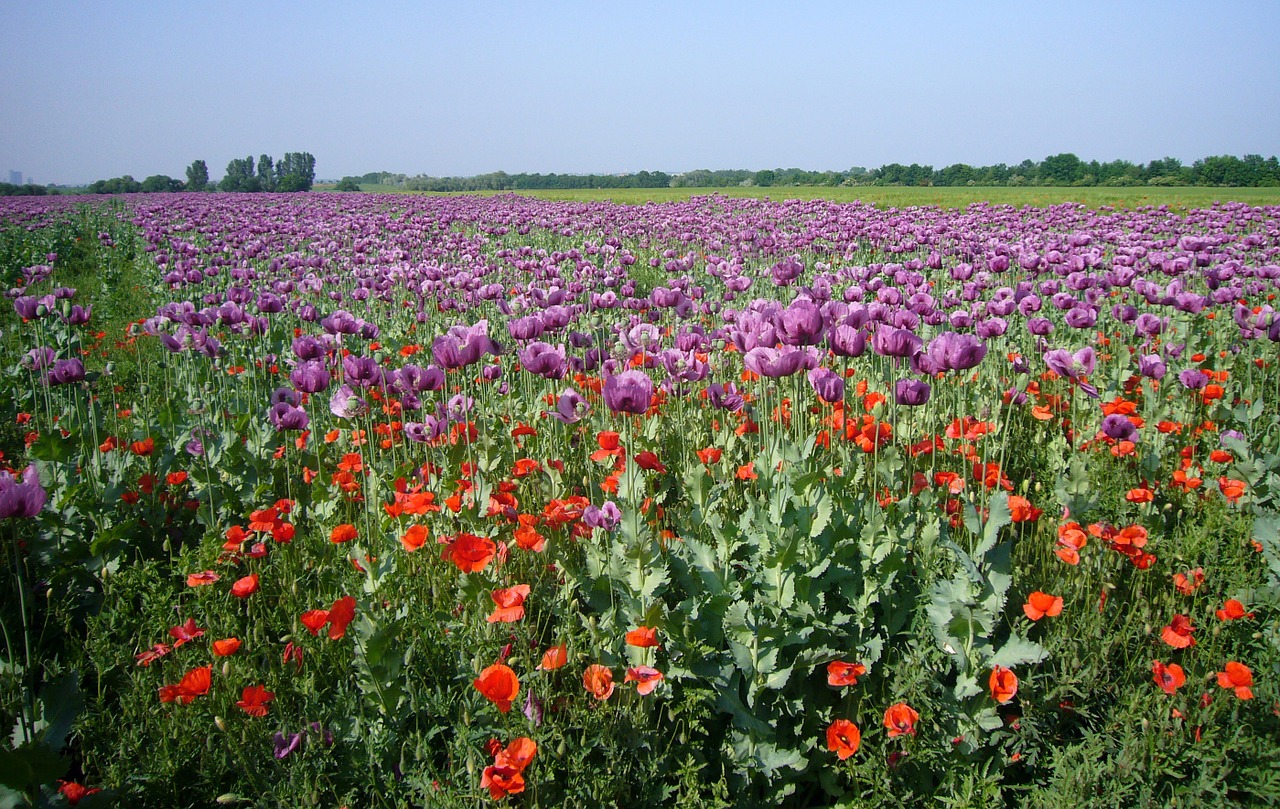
<box><xmin>2</xmin><ymin>1</ymin><xmax>1278</xmax><ymax>184</ymax></box>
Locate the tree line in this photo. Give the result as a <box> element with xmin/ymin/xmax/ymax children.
<box><xmin>338</xmin><ymin>153</ymin><xmax>1280</xmax><ymax>192</ymax></box>
<box><xmin>65</xmin><ymin>152</ymin><xmax>317</xmax><ymax>195</ymax></box>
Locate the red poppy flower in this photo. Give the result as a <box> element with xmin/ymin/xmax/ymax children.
<box><xmin>230</xmin><ymin>573</ymin><xmax>259</xmax><ymax>599</ymax></box>
<box><xmin>736</xmin><ymin>462</ymin><xmax>757</xmax><ymax>481</ymax></box>
<box><xmin>1055</xmin><ymin>522</ymin><xmax>1087</xmax><ymax>565</ymax></box>
<box><xmin>625</xmin><ymin>626</ymin><xmax>660</xmax><ymax>648</ymax></box>
<box><xmin>445</xmin><ymin>533</ymin><xmax>497</xmax><ymax>573</ymax></box>
<box><xmin>989</xmin><ymin>666</ymin><xmax>1018</xmax><ymax>704</ymax></box>
<box><xmin>496</xmin><ymin>736</ymin><xmax>537</xmax><ymax>773</ymax></box>
<box><xmin>583</xmin><ymin>664</ymin><xmax>615</xmax><ymax>701</ymax></box>
<box><xmin>883</xmin><ymin>702</ymin><xmax>919</xmax><ymax>738</ymax></box>
<box><xmin>186</xmin><ymin>570</ymin><xmax>220</xmax><ymax>587</ymax></box>
<box><xmin>624</xmin><ymin>666</ymin><xmax>664</xmax><ymax>695</ymax></box>
<box><xmin>166</xmin><ymin>471</ymin><xmax>188</xmax><ymax>487</ymax></box>
<box><xmin>1152</xmin><ymin>660</ymin><xmax>1186</xmax><ymax>695</ymax></box>
<box><xmin>1216</xmin><ymin>662</ymin><xmax>1254</xmax><ymax>700</ymax></box>
<box><xmin>537</xmin><ymin>643</ymin><xmax>568</xmax><ymax>671</ymax></box>
<box><xmin>635</xmin><ymin>451</ymin><xmax>666</xmax><ymax>473</ymax></box>
<box><xmin>697</xmin><ymin>447</ymin><xmax>722</xmax><ymax>465</ymax></box>
<box><xmin>487</xmin><ymin>584</ymin><xmax>531</xmax><ymax>623</ymax></box>
<box><xmin>1007</xmin><ymin>496</ymin><xmax>1042</xmax><ymax>523</ymax></box>
<box><xmin>236</xmin><ymin>684</ymin><xmax>275</xmax><ymax>717</ymax></box>
<box><xmin>300</xmin><ymin>609</ymin><xmax>330</xmax><ymax>635</ymax></box>
<box><xmin>330</xmin><ymin>523</ymin><xmax>358</xmax><ymax>544</ymax></box>
<box><xmin>326</xmin><ymin>595</ymin><xmax>356</xmax><ymax>639</ymax></box>
<box><xmin>57</xmin><ymin>781</ymin><xmax>101</xmax><ymax>806</ymax></box>
<box><xmin>1160</xmin><ymin>614</ymin><xmax>1196</xmax><ymax>649</ymax></box>
<box><xmin>159</xmin><ymin>666</ymin><xmax>211</xmax><ymax>704</ymax></box>
<box><xmin>826</xmin><ymin>660</ymin><xmax>867</xmax><ymax>687</ymax></box>
<box><xmin>168</xmin><ymin>618</ymin><xmax>204</xmax><ymax>647</ymax></box>
<box><xmin>134</xmin><ymin>643</ymin><xmax>171</xmax><ymax>666</ymax></box>
<box><xmin>1217</xmin><ymin>477</ymin><xmax>1246</xmax><ymax>503</ymax></box>
<box><xmin>1215</xmin><ymin>599</ymin><xmax>1254</xmax><ymax>621</ymax></box>
<box><xmin>1022</xmin><ymin>591</ymin><xmax>1063</xmax><ymax>621</ymax></box>
<box><xmin>212</xmin><ymin>637</ymin><xmax>242</xmax><ymax>657</ymax></box>
<box><xmin>826</xmin><ymin>719</ymin><xmax>861</xmax><ymax>760</ymax></box>
<box><xmin>474</xmin><ymin>664</ymin><xmax>520</xmax><ymax>712</ymax></box>
<box><xmin>1173</xmin><ymin>568</ymin><xmax>1205</xmax><ymax>595</ymax></box>
<box><xmin>400</xmin><ymin>524</ymin><xmax>429</xmax><ymax>552</ymax></box>
<box><xmin>480</xmin><ymin>765</ymin><xmax>525</xmax><ymax>800</ymax></box>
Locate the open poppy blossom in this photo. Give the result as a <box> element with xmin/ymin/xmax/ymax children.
<box><xmin>583</xmin><ymin>664</ymin><xmax>615</xmax><ymax>701</ymax></box>
<box><xmin>1215</xmin><ymin>599</ymin><xmax>1254</xmax><ymax>621</ymax></box>
<box><xmin>186</xmin><ymin>570</ymin><xmax>220</xmax><ymax>587</ymax></box>
<box><xmin>168</xmin><ymin>618</ymin><xmax>204</xmax><ymax>647</ymax></box>
<box><xmin>212</xmin><ymin>637</ymin><xmax>242</xmax><ymax>657</ymax></box>
<box><xmin>474</xmin><ymin>663</ymin><xmax>520</xmax><ymax>712</ymax></box>
<box><xmin>624</xmin><ymin>665</ymin><xmax>664</xmax><ymax>695</ymax></box>
<box><xmin>1160</xmin><ymin>614</ymin><xmax>1196</xmax><ymax>649</ymax></box>
<box><xmin>445</xmin><ymin>532</ymin><xmax>497</xmax><ymax>573</ymax></box>
<box><xmin>400</xmin><ymin>524</ymin><xmax>429</xmax><ymax>552</ymax></box>
<box><xmin>487</xmin><ymin>584</ymin><xmax>531</xmax><ymax>623</ymax></box>
<box><xmin>326</xmin><ymin>596</ymin><xmax>357</xmax><ymax>639</ymax></box>
<box><xmin>236</xmin><ymin>684</ymin><xmax>275</xmax><ymax>717</ymax></box>
<box><xmin>826</xmin><ymin>719</ymin><xmax>861</xmax><ymax>760</ymax></box>
<box><xmin>230</xmin><ymin>573</ymin><xmax>259</xmax><ymax>598</ymax></box>
<box><xmin>989</xmin><ymin>666</ymin><xmax>1018</xmax><ymax>704</ymax></box>
<box><xmin>1216</xmin><ymin>662</ymin><xmax>1254</xmax><ymax>699</ymax></box>
<box><xmin>883</xmin><ymin>702</ymin><xmax>919</xmax><ymax>738</ymax></box>
<box><xmin>158</xmin><ymin>666</ymin><xmax>211</xmax><ymax>704</ymax></box>
<box><xmin>1022</xmin><ymin>591</ymin><xmax>1063</xmax><ymax>621</ymax></box>
<box><xmin>537</xmin><ymin>644</ymin><xmax>568</xmax><ymax>671</ymax></box>
<box><xmin>481</xmin><ymin>736</ymin><xmax>538</xmax><ymax>799</ymax></box>
<box><xmin>826</xmin><ymin>660</ymin><xmax>867</xmax><ymax>687</ymax></box>
<box><xmin>1173</xmin><ymin>568</ymin><xmax>1205</xmax><ymax>595</ymax></box>
<box><xmin>330</xmin><ymin>523</ymin><xmax>358</xmax><ymax>544</ymax></box>
<box><xmin>1152</xmin><ymin>660</ymin><xmax>1186</xmax><ymax>695</ymax></box>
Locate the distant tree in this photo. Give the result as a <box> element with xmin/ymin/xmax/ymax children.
<box><xmin>753</xmin><ymin>169</ymin><xmax>776</xmax><ymax>187</ymax></box>
<box><xmin>185</xmin><ymin>160</ymin><xmax>209</xmax><ymax>191</ymax></box>
<box><xmin>141</xmin><ymin>174</ymin><xmax>184</xmax><ymax>193</ymax></box>
<box><xmin>221</xmin><ymin>156</ymin><xmax>257</xmax><ymax>192</ymax></box>
<box><xmin>257</xmin><ymin>155</ymin><xmax>276</xmax><ymax>191</ymax></box>
<box><xmin>334</xmin><ymin>177</ymin><xmax>362</xmax><ymax>192</ymax></box>
<box><xmin>275</xmin><ymin>152</ymin><xmax>316</xmax><ymax>192</ymax></box>
<box><xmin>1041</xmin><ymin>153</ymin><xmax>1085</xmax><ymax>184</ymax></box>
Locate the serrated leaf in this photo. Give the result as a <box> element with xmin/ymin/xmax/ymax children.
<box><xmin>987</xmin><ymin>635</ymin><xmax>1047</xmax><ymax>669</ymax></box>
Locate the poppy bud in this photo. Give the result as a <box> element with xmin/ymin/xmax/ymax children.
<box><xmin>223</xmin><ymin>661</ymin><xmax>231</xmax><ymax>677</ymax></box>
<box><xmin>215</xmin><ymin>716</ymin><xmax>226</xmax><ymax>732</ymax></box>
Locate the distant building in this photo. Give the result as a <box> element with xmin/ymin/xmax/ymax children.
<box><xmin>7</xmin><ymin>170</ymin><xmax>21</xmax><ymax>185</ymax></box>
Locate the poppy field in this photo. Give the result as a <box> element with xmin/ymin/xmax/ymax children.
<box><xmin>1</xmin><ymin>192</ymin><xmax>1279</xmax><ymax>807</ymax></box>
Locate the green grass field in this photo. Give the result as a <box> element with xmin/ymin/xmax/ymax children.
<box><xmin>315</xmin><ymin>184</ymin><xmax>1280</xmax><ymax>210</ymax></box>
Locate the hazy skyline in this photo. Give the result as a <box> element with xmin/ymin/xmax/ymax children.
<box><xmin>3</xmin><ymin>1</ymin><xmax>1279</xmax><ymax>185</ymax></box>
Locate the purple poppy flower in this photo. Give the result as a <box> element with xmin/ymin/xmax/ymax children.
<box><xmin>777</xmin><ymin>300</ymin><xmax>825</xmax><ymax>346</ymax></box>
<box><xmin>22</xmin><ymin>347</ymin><xmax>56</xmax><ymax>371</ymax></box>
<box><xmin>321</xmin><ymin>309</ymin><xmax>360</xmax><ymax>336</ymax></box>
<box><xmin>0</xmin><ymin>464</ymin><xmax>46</xmax><ymax>519</ymax></box>
<box><xmin>828</xmin><ymin>324</ymin><xmax>867</xmax><ymax>358</ymax></box>
<box><xmin>292</xmin><ymin>335</ymin><xmax>327</xmax><ymax>360</ymax></box>
<box><xmin>273</xmin><ymin>731</ymin><xmax>303</xmax><ymax>760</ymax></box>
<box><xmin>871</xmin><ymin>326</ymin><xmax>922</xmax><ymax>359</ymax></box>
<box><xmin>518</xmin><ymin>342</ymin><xmax>567</xmax><ymax>380</ymax></box>
<box><xmin>13</xmin><ymin>296</ymin><xmax>41</xmax><ymax>320</ymax></box>
<box><xmin>744</xmin><ymin>346</ymin><xmax>819</xmax><ymax>378</ymax></box>
<box><xmin>895</xmin><ymin>378</ymin><xmax>932</xmax><ymax>406</ymax></box>
<box><xmin>404</xmin><ymin>416</ymin><xmax>443</xmax><ymax>444</ymax></box>
<box><xmin>706</xmin><ymin>382</ymin><xmax>745</xmax><ymax>412</ymax></box>
<box><xmin>1137</xmin><ymin>354</ymin><xmax>1166</xmax><ymax>379</ymax></box>
<box><xmin>269</xmin><ymin>402</ymin><xmax>310</xmax><ymax>432</ymax></box>
<box><xmin>807</xmin><ymin>367</ymin><xmax>844</xmax><ymax>404</ymax></box>
<box><xmin>1044</xmin><ymin>347</ymin><xmax>1095</xmax><ymax>381</ymax></box>
<box><xmin>923</xmin><ymin>332</ymin><xmax>988</xmax><ymax>374</ymax></box>
<box><xmin>290</xmin><ymin>360</ymin><xmax>331</xmax><ymax>393</ymax></box>
<box><xmin>549</xmin><ymin>388</ymin><xmax>589</xmax><ymax>424</ymax></box>
<box><xmin>602</xmin><ymin>370</ymin><xmax>653</xmax><ymax>415</ymax></box>
<box><xmin>342</xmin><ymin>355</ymin><xmax>381</xmax><ymax>388</ymax></box>
<box><xmin>46</xmin><ymin>359</ymin><xmax>85</xmax><ymax>385</ymax></box>
<box><xmin>1178</xmin><ymin>369</ymin><xmax>1209</xmax><ymax>390</ymax></box>
<box><xmin>329</xmin><ymin>384</ymin><xmax>367</xmax><ymax>419</ymax></box>
<box><xmin>583</xmin><ymin>501</ymin><xmax>622</xmax><ymax>530</ymax></box>
<box><xmin>1100</xmin><ymin>414</ymin><xmax>1136</xmax><ymax>442</ymax></box>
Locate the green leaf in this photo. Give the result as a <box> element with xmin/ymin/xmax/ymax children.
<box><xmin>987</xmin><ymin>635</ymin><xmax>1047</xmax><ymax>669</ymax></box>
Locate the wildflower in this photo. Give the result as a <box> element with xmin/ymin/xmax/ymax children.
<box><xmin>186</xmin><ymin>570</ymin><xmax>220</xmax><ymax>587</ymax></box>
<box><xmin>1055</xmin><ymin>522</ymin><xmax>1087</xmax><ymax>565</ymax></box>
<box><xmin>989</xmin><ymin>666</ymin><xmax>1018</xmax><ymax>704</ymax></box>
<box><xmin>159</xmin><ymin>666</ymin><xmax>212</xmax><ymax>704</ymax></box>
<box><xmin>602</xmin><ymin>370</ymin><xmax>653</xmax><ymax>415</ymax></box>
<box><xmin>330</xmin><ymin>523</ymin><xmax>358</xmax><ymax>544</ymax></box>
<box><xmin>826</xmin><ymin>719</ymin><xmax>861</xmax><ymax>760</ymax></box>
<box><xmin>445</xmin><ymin>532</ymin><xmax>497</xmax><ymax>573</ymax></box>
<box><xmin>1160</xmin><ymin>614</ymin><xmax>1196</xmax><ymax>649</ymax></box>
<box><xmin>1216</xmin><ymin>662</ymin><xmax>1254</xmax><ymax>700</ymax></box>
<box><xmin>826</xmin><ymin>660</ymin><xmax>867</xmax><ymax>687</ymax></box>
<box><xmin>168</xmin><ymin>618</ymin><xmax>204</xmax><ymax>647</ymax></box>
<box><xmin>1152</xmin><ymin>661</ymin><xmax>1186</xmax><ymax>695</ymax></box>
<box><xmin>883</xmin><ymin>702</ymin><xmax>919</xmax><ymax>738</ymax></box>
<box><xmin>625</xmin><ymin>626</ymin><xmax>660</xmax><ymax>648</ymax></box>
<box><xmin>1022</xmin><ymin>591</ymin><xmax>1064</xmax><ymax>621</ymax></box>
<box><xmin>57</xmin><ymin>781</ymin><xmax>101</xmax><ymax>806</ymax></box>
<box><xmin>230</xmin><ymin>573</ymin><xmax>259</xmax><ymax>598</ymax></box>
<box><xmin>537</xmin><ymin>644</ymin><xmax>568</xmax><ymax>671</ymax></box>
<box><xmin>1218</xmin><ymin>477</ymin><xmax>1246</xmax><ymax>503</ymax></box>
<box><xmin>583</xmin><ymin>664</ymin><xmax>615</xmax><ymax>701</ymax></box>
<box><xmin>236</xmin><ymin>684</ymin><xmax>275</xmax><ymax>717</ymax></box>
<box><xmin>1173</xmin><ymin>568</ymin><xmax>1205</xmax><ymax>595</ymax></box>
<box><xmin>326</xmin><ymin>596</ymin><xmax>356</xmax><ymax>639</ymax></box>
<box><xmin>487</xmin><ymin>584</ymin><xmax>531</xmax><ymax>623</ymax></box>
<box><xmin>474</xmin><ymin>664</ymin><xmax>520</xmax><ymax>712</ymax></box>
<box><xmin>624</xmin><ymin>666</ymin><xmax>664</xmax><ymax>695</ymax></box>
<box><xmin>1215</xmin><ymin>599</ymin><xmax>1254</xmax><ymax>621</ymax></box>
<box><xmin>212</xmin><ymin>638</ymin><xmax>242</xmax><ymax>657</ymax></box>
<box><xmin>0</xmin><ymin>464</ymin><xmax>46</xmax><ymax>519</ymax></box>
<box><xmin>400</xmin><ymin>524</ymin><xmax>429</xmax><ymax>552</ymax></box>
